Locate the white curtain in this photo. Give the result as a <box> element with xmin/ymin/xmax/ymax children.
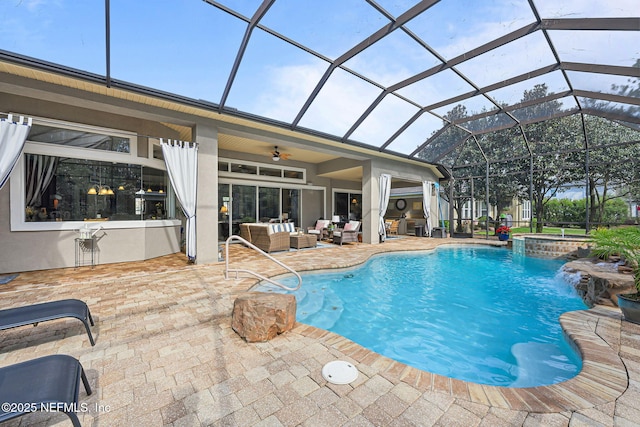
<box><xmin>161</xmin><ymin>139</ymin><xmax>198</xmax><ymax>262</ymax></box>
<box><xmin>26</xmin><ymin>154</ymin><xmax>58</xmax><ymax>207</ymax></box>
<box><xmin>379</xmin><ymin>173</ymin><xmax>392</xmax><ymax>242</ymax></box>
<box><xmin>422</xmin><ymin>180</ymin><xmax>433</xmax><ymax>236</ymax></box>
<box><xmin>0</xmin><ymin>115</ymin><xmax>32</xmax><ymax>190</ymax></box>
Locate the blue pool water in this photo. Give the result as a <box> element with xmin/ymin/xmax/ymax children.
<box><xmin>255</xmin><ymin>246</ymin><xmax>588</xmax><ymax>387</ymax></box>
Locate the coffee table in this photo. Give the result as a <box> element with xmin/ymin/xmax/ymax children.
<box><xmin>290</xmin><ymin>234</ymin><xmax>317</xmax><ymax>249</ymax></box>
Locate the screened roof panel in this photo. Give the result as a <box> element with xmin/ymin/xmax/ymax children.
<box><xmin>432</xmin><ymin>94</ymin><xmax>498</xmax><ymax>120</ymax></box>
<box><xmin>349</xmin><ymin>95</ymin><xmax>420</xmax><ymax>147</ymax></box>
<box><xmin>567</xmin><ymin>71</ymin><xmax>640</xmax><ymax>99</ymax></box>
<box><xmin>385</xmin><ymin>113</ymin><xmax>444</xmax><ymax>155</ymax></box>
<box><xmin>487</xmin><ymin>71</ymin><xmax>570</xmax><ymax>108</ymax></box>
<box><xmin>0</xmin><ymin>0</ymin><xmax>638</xmax><ymax>172</ymax></box>
<box><xmin>395</xmin><ymin>69</ymin><xmax>476</xmax><ymax>107</ymax></box>
<box><xmin>404</xmin><ymin>0</ymin><xmax>536</xmax><ymax>60</ymax></box>
<box><xmin>416</xmin><ymin>126</ymin><xmax>470</xmax><ymax>163</ymax></box>
<box><xmin>225</xmin><ymin>28</ymin><xmax>329</xmax><ymax>123</ymax></box>
<box><xmin>578</xmin><ymin>97</ymin><xmax>640</xmax><ymax>119</ymax></box>
<box><xmin>511</xmin><ymin>96</ymin><xmax>579</xmax><ymax>123</ymax></box>
<box><xmin>258</xmin><ymin>0</ymin><xmax>386</xmax><ymax>60</ymax></box>
<box><xmin>532</xmin><ymin>0</ymin><xmax>639</xmax><ymax>19</ymax></box>
<box><xmin>454</xmin><ymin>32</ymin><xmax>557</xmax><ymax>89</ymax></box>
<box><xmin>297</xmin><ymin>67</ymin><xmax>382</xmax><ymax>137</ymax></box>
<box><xmin>343</xmin><ymin>30</ymin><xmax>441</xmax><ymax>87</ymax></box>
<box><xmin>458</xmin><ymin>113</ymin><xmax>517</xmax><ymax>134</ymax></box>
<box><xmin>549</xmin><ymin>30</ymin><xmax>640</xmax><ymax>68</ymax></box>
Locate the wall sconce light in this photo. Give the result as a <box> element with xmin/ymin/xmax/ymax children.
<box><xmin>219</xmin><ymin>205</ymin><xmax>228</xmax><ymax>214</ymax></box>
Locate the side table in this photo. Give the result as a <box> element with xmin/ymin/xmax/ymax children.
<box><xmin>290</xmin><ymin>234</ymin><xmax>317</xmax><ymax>249</ymax></box>
<box><xmin>75</xmin><ymin>237</ymin><xmax>96</xmax><ymax>268</ymax></box>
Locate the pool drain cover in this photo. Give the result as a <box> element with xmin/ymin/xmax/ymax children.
<box><xmin>322</xmin><ymin>361</ymin><xmax>358</xmax><ymax>385</ymax></box>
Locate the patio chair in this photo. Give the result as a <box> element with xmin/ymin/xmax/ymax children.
<box><xmin>0</xmin><ymin>299</ymin><xmax>95</xmax><ymax>346</ymax></box>
<box><xmin>388</xmin><ymin>220</ymin><xmax>399</xmax><ymax>236</ymax></box>
<box><xmin>332</xmin><ymin>221</ymin><xmax>361</xmax><ymax>245</ymax></box>
<box><xmin>0</xmin><ymin>354</ymin><xmax>92</xmax><ymax>427</ymax></box>
<box><xmin>307</xmin><ymin>219</ymin><xmax>330</xmax><ymax>241</ymax></box>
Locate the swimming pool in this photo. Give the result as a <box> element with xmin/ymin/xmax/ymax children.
<box><xmin>255</xmin><ymin>245</ymin><xmax>587</xmax><ymax>387</ymax></box>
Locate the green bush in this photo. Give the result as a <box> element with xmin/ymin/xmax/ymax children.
<box><xmin>589</xmin><ymin>227</ymin><xmax>640</xmax><ymax>291</ymax></box>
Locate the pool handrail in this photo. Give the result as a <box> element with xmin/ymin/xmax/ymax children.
<box><xmin>224</xmin><ymin>235</ymin><xmax>302</xmax><ymax>291</ymax></box>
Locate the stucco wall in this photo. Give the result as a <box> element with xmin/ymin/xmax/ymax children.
<box><xmin>0</xmin><ymin>183</ymin><xmax>181</xmax><ymax>273</ymax></box>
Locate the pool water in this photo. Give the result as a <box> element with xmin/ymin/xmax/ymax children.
<box><xmin>255</xmin><ymin>246</ymin><xmax>587</xmax><ymax>387</ymax></box>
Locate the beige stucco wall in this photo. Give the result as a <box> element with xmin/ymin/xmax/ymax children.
<box><xmin>0</xmin><ymin>71</ymin><xmax>444</xmax><ymax>272</ymax></box>
<box><xmin>0</xmin><ymin>183</ymin><xmax>181</xmax><ymax>273</ymax></box>
<box><xmin>0</xmin><ymin>89</ymin><xmax>185</xmax><ymax>274</ymax></box>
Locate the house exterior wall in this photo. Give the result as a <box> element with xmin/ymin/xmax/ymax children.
<box><xmin>0</xmin><ymin>74</ymin><xmax>444</xmax><ymax>272</ymax></box>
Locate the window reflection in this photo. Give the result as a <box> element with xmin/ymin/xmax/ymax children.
<box><xmin>24</xmin><ymin>155</ymin><xmax>168</xmax><ymax>222</ymax></box>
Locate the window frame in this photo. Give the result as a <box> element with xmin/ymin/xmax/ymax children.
<box><xmin>10</xmin><ymin>118</ymin><xmax>178</xmax><ymax>231</ymax></box>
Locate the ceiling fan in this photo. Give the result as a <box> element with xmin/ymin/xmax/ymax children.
<box><xmin>271</xmin><ymin>146</ymin><xmax>291</xmax><ymax>161</ymax></box>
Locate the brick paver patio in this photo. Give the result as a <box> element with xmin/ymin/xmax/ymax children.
<box><xmin>0</xmin><ymin>237</ymin><xmax>639</xmax><ymax>426</ymax></box>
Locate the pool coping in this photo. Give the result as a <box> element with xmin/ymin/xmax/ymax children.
<box><xmin>293</xmin><ymin>306</ymin><xmax>627</xmax><ymax>412</ymax></box>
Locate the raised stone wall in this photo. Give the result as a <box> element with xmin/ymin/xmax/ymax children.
<box><xmin>514</xmin><ymin>235</ymin><xmax>590</xmax><ymax>259</ymax></box>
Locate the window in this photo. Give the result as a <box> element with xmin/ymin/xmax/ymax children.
<box><xmin>28</xmin><ymin>123</ymin><xmax>130</xmax><ymax>153</ymax></box>
<box><xmin>17</xmin><ymin>119</ymin><xmax>173</xmax><ymax>225</ymax></box>
<box><xmin>334</xmin><ymin>191</ymin><xmax>362</xmax><ymax>221</ymax></box>
<box><xmin>219</xmin><ymin>157</ymin><xmax>305</xmax><ymax>183</ymax></box>
<box><xmin>522</xmin><ymin>200</ymin><xmax>531</xmax><ymax>220</ymax></box>
<box><xmin>24</xmin><ymin>155</ymin><xmax>168</xmax><ymax>222</ymax></box>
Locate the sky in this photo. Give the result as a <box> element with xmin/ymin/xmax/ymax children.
<box><xmin>1</xmin><ymin>0</ymin><xmax>637</xmax><ymax>155</ymax></box>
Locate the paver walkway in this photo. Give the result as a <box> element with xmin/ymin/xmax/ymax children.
<box><xmin>0</xmin><ymin>237</ymin><xmax>639</xmax><ymax>426</ymax></box>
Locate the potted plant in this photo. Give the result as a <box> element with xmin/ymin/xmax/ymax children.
<box><xmin>589</xmin><ymin>227</ymin><xmax>640</xmax><ymax>324</ymax></box>
<box><xmin>496</xmin><ymin>225</ymin><xmax>511</xmax><ymax>241</ymax></box>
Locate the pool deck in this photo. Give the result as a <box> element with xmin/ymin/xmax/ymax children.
<box><xmin>1</xmin><ymin>237</ymin><xmax>639</xmax><ymax>426</ymax></box>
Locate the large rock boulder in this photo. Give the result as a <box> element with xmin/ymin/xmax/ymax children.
<box><xmin>564</xmin><ymin>259</ymin><xmax>636</xmax><ymax>307</ymax></box>
<box><xmin>232</xmin><ymin>292</ymin><xmax>296</xmax><ymax>342</ymax></box>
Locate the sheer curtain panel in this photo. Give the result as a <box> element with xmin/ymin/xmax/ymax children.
<box><xmin>161</xmin><ymin>139</ymin><xmax>198</xmax><ymax>261</ymax></box>
<box><xmin>0</xmin><ymin>115</ymin><xmax>32</xmax><ymax>189</ymax></box>
<box><xmin>378</xmin><ymin>173</ymin><xmax>391</xmax><ymax>242</ymax></box>
<box><xmin>422</xmin><ymin>180</ymin><xmax>433</xmax><ymax>236</ymax></box>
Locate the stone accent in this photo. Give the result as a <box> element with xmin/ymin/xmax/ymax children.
<box><xmin>516</xmin><ymin>235</ymin><xmax>591</xmax><ymax>259</ymax></box>
<box><xmin>564</xmin><ymin>259</ymin><xmax>636</xmax><ymax>307</ymax></box>
<box><xmin>232</xmin><ymin>292</ymin><xmax>296</xmax><ymax>342</ymax></box>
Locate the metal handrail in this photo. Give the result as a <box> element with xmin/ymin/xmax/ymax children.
<box><xmin>224</xmin><ymin>235</ymin><xmax>302</xmax><ymax>291</ymax></box>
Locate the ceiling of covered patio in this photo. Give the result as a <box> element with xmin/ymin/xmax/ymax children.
<box><xmin>0</xmin><ymin>0</ymin><xmax>638</xmax><ymax>178</ymax></box>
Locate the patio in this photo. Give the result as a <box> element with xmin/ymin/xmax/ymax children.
<box><xmin>1</xmin><ymin>238</ymin><xmax>639</xmax><ymax>426</ymax></box>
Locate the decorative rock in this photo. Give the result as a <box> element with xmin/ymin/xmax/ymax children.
<box><xmin>564</xmin><ymin>259</ymin><xmax>636</xmax><ymax>307</ymax></box>
<box><xmin>232</xmin><ymin>292</ymin><xmax>296</xmax><ymax>342</ymax></box>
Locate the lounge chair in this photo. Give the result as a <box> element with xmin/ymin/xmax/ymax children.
<box><xmin>0</xmin><ymin>299</ymin><xmax>95</xmax><ymax>346</ymax></box>
<box><xmin>332</xmin><ymin>221</ymin><xmax>361</xmax><ymax>245</ymax></box>
<box><xmin>0</xmin><ymin>354</ymin><xmax>92</xmax><ymax>427</ymax></box>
